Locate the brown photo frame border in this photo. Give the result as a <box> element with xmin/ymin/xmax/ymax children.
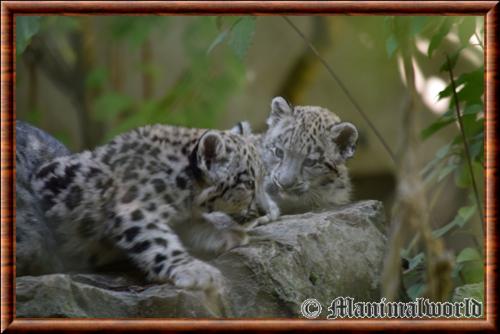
<box><xmin>1</xmin><ymin>1</ymin><xmax>497</xmax><ymax>332</ymax></box>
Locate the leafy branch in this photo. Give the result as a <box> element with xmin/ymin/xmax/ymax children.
<box><xmin>445</xmin><ymin>54</ymin><xmax>484</xmax><ymax>226</ymax></box>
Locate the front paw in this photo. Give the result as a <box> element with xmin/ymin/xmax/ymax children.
<box><xmin>249</xmin><ymin>209</ymin><xmax>280</xmax><ymax>227</ymax></box>
<box><xmin>220</xmin><ymin>227</ymin><xmax>248</xmax><ymax>252</ymax></box>
<box><xmin>171</xmin><ymin>259</ymin><xmax>223</xmax><ymax>291</ymax></box>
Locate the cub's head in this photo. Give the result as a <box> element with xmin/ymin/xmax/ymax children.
<box><xmin>191</xmin><ymin>130</ymin><xmax>264</xmax><ymax>219</ymax></box>
<box><xmin>261</xmin><ymin>96</ymin><xmax>358</xmax><ymax>200</ymax></box>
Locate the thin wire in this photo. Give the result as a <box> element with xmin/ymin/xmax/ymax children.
<box><xmin>282</xmin><ymin>16</ymin><xmax>396</xmax><ymax>164</ymax></box>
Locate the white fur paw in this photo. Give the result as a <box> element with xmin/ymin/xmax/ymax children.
<box><xmin>171</xmin><ymin>259</ymin><xmax>223</xmax><ymax>291</ymax></box>
<box><xmin>250</xmin><ymin>209</ymin><xmax>280</xmax><ymax>227</ymax></box>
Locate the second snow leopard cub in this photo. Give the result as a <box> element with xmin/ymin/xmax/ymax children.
<box><xmin>32</xmin><ymin>125</ymin><xmax>273</xmax><ymax>290</ymax></box>
<box><xmin>234</xmin><ymin>97</ymin><xmax>359</xmax><ymax>215</ymax></box>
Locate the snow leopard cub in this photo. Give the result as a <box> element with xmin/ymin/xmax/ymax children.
<box><xmin>32</xmin><ymin>124</ymin><xmax>274</xmax><ymax>290</ymax></box>
<box><xmin>233</xmin><ymin>97</ymin><xmax>359</xmax><ymax>215</ymax></box>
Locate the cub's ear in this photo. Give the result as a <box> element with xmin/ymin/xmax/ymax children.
<box><xmin>267</xmin><ymin>96</ymin><xmax>293</xmax><ymax>127</ymax></box>
<box><xmin>230</xmin><ymin>121</ymin><xmax>253</xmax><ymax>136</ymax></box>
<box><xmin>330</xmin><ymin>122</ymin><xmax>358</xmax><ymax>160</ymax></box>
<box><xmin>197</xmin><ymin>131</ymin><xmax>226</xmax><ymax>170</ymax></box>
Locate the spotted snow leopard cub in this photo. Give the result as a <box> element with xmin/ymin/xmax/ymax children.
<box><xmin>32</xmin><ymin>124</ymin><xmax>275</xmax><ymax>290</ymax></box>
<box><xmin>233</xmin><ymin>96</ymin><xmax>358</xmax><ymax>215</ymax></box>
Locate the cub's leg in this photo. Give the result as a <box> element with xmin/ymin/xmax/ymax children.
<box><xmin>111</xmin><ymin>202</ymin><xmax>223</xmax><ymax>291</ymax></box>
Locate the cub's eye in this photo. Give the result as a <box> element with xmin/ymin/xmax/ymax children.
<box><xmin>303</xmin><ymin>158</ymin><xmax>316</xmax><ymax>167</ymax></box>
<box><xmin>274</xmin><ymin>147</ymin><xmax>284</xmax><ymax>159</ymax></box>
<box><xmin>244</xmin><ymin>180</ymin><xmax>254</xmax><ymax>189</ymax></box>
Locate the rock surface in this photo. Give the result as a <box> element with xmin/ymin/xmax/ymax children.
<box><xmin>17</xmin><ymin>200</ymin><xmax>387</xmax><ymax>318</ymax></box>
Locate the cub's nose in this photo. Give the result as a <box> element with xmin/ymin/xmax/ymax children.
<box><xmin>275</xmin><ymin>174</ymin><xmax>297</xmax><ymax>190</ymax></box>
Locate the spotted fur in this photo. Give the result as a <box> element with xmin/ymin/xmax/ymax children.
<box><xmin>234</xmin><ymin>97</ymin><xmax>358</xmax><ymax>215</ymax></box>
<box><xmin>32</xmin><ymin>124</ymin><xmax>273</xmax><ymax>290</ymax></box>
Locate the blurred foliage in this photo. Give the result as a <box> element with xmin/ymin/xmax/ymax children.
<box><xmin>385</xmin><ymin>16</ymin><xmax>484</xmax><ymax>301</ymax></box>
<box><xmin>98</xmin><ymin>16</ymin><xmax>255</xmax><ymax>141</ymax></box>
<box><xmin>16</xmin><ymin>16</ymin><xmax>257</xmax><ymax>146</ymax></box>
<box><xmin>16</xmin><ymin>16</ymin><xmax>41</xmax><ymax>56</ymax></box>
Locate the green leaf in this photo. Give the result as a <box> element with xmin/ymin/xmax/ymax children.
<box><xmin>457</xmin><ymin>68</ymin><xmax>484</xmax><ymax>105</ymax></box>
<box><xmin>437</xmin><ymin>163</ymin><xmax>458</xmax><ymax>181</ymax></box>
<box><xmin>469</xmin><ymin>133</ymin><xmax>484</xmax><ymax>163</ymax></box>
<box><xmin>461</xmin><ymin>262</ymin><xmax>484</xmax><ymax>284</ymax></box>
<box><xmin>432</xmin><ymin>204</ymin><xmax>476</xmax><ymax>238</ymax></box>
<box><xmin>385</xmin><ymin>34</ymin><xmax>398</xmax><ymax>58</ymax></box>
<box><xmin>410</xmin><ymin>17</ymin><xmax>431</xmax><ymax>36</ymax></box>
<box><xmin>438</xmin><ymin>83</ymin><xmax>453</xmax><ymax>100</ymax></box>
<box><xmin>228</xmin><ymin>16</ymin><xmax>256</xmax><ymax>60</ymax></box>
<box><xmin>458</xmin><ymin>205</ymin><xmax>477</xmax><ymax>224</ymax></box>
<box><xmin>432</xmin><ymin>220</ymin><xmax>457</xmax><ymax>238</ymax></box>
<box><xmin>16</xmin><ymin>16</ymin><xmax>41</xmax><ymax>56</ymax></box>
<box><xmin>458</xmin><ymin>17</ymin><xmax>477</xmax><ymax>45</ymax></box>
<box><xmin>207</xmin><ymin>29</ymin><xmax>229</xmax><ymax>54</ymax></box>
<box><xmin>428</xmin><ymin>17</ymin><xmax>452</xmax><ymax>58</ymax></box>
<box><xmin>437</xmin><ymin>143</ymin><xmax>453</xmax><ymax>159</ymax></box>
<box><xmin>455</xmin><ymin>161</ymin><xmax>482</xmax><ymax>189</ymax></box>
<box><xmin>421</xmin><ymin>143</ymin><xmax>453</xmax><ymax>180</ymax></box>
<box><xmin>421</xmin><ymin>117</ymin><xmax>455</xmax><ymax>140</ymax></box>
<box><xmin>426</xmin><ymin>105</ymin><xmax>481</xmax><ymax>143</ymax></box>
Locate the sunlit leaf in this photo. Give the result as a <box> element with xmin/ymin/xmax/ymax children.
<box><xmin>438</xmin><ymin>83</ymin><xmax>454</xmax><ymax>100</ymax></box>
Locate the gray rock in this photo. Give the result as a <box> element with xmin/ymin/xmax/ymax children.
<box><xmin>16</xmin><ymin>200</ymin><xmax>387</xmax><ymax>318</ymax></box>
<box><xmin>16</xmin><ymin>121</ymin><xmax>70</xmax><ymax>276</ymax></box>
